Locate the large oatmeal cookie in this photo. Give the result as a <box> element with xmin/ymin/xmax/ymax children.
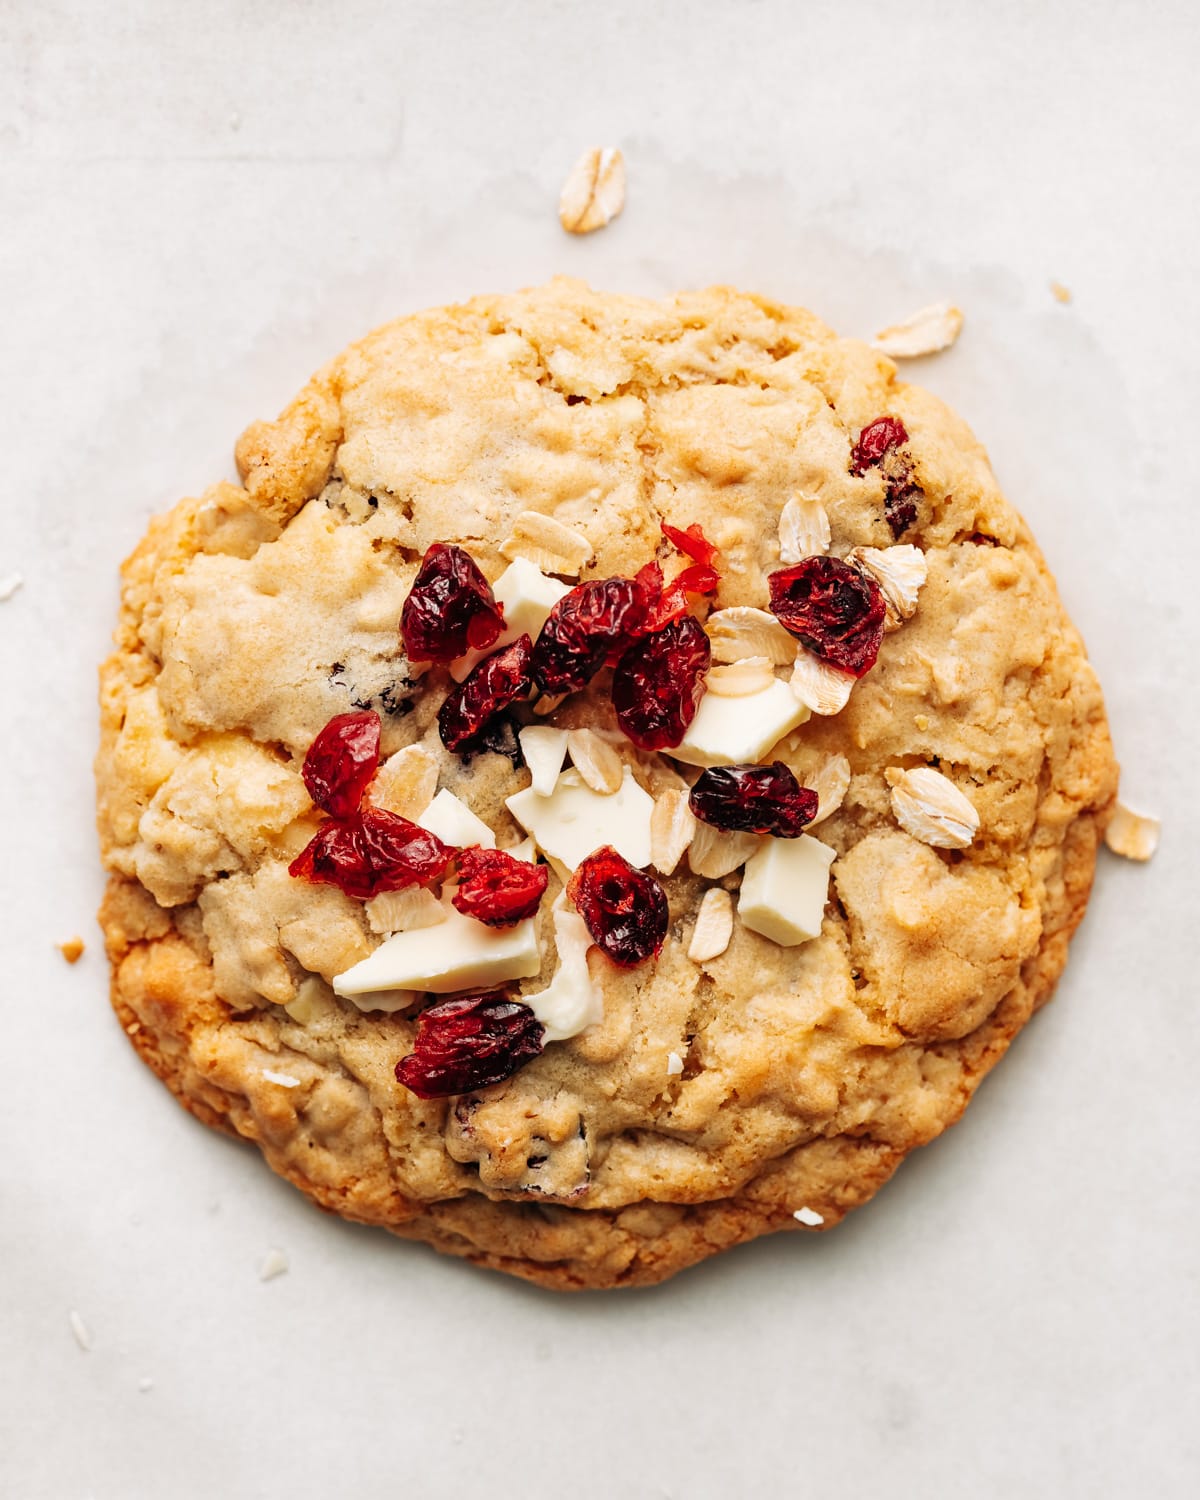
<box><xmin>96</xmin><ymin>279</ymin><xmax>1117</xmax><ymax>1288</ymax></box>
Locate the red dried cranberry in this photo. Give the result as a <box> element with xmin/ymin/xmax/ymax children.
<box><xmin>300</xmin><ymin>711</ymin><xmax>380</xmax><ymax>819</ymax></box>
<box><xmin>661</xmin><ymin>521</ymin><xmax>720</xmax><ymax>568</ymax></box>
<box><xmin>530</xmin><ymin>578</ymin><xmax>650</xmax><ymax>694</ymax></box>
<box><xmin>289</xmin><ymin>807</ymin><xmax>453</xmax><ymax>900</ymax></box>
<box><xmin>451</xmin><ymin>846</ymin><xmax>549</xmax><ymax>927</ymax></box>
<box><xmin>567</xmin><ymin>846</ymin><xmax>669</xmax><ymax>967</ymax></box>
<box><xmin>688</xmin><ymin>762</ymin><xmax>818</xmax><ymax>837</ymax></box>
<box><xmin>850</xmin><ymin>417</ymin><xmax>920</xmax><ymax>538</ymax></box>
<box><xmin>400</xmin><ymin>544</ymin><xmax>505</xmax><ymax>664</ymax></box>
<box><xmin>644</xmin><ymin>563</ymin><xmax>720</xmax><ymax>632</ymax></box>
<box><xmin>768</xmin><ymin>556</ymin><xmax>886</xmax><ymax>677</ymax></box>
<box><xmin>395</xmin><ymin>992</ymin><xmax>544</xmax><ymax>1100</ymax></box>
<box><xmin>612</xmin><ymin>615</ymin><xmax>710</xmax><ymax>750</ymax></box>
<box><xmin>439</xmin><ymin>635</ymin><xmax>533</xmax><ymax>753</ymax></box>
<box><xmin>850</xmin><ymin>415</ymin><xmax>908</xmax><ymax>473</ymax></box>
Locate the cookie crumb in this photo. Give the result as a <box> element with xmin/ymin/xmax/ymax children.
<box><xmin>0</xmin><ymin>572</ymin><xmax>23</xmax><ymax>602</ymax></box>
<box><xmin>261</xmin><ymin>1068</ymin><xmax>301</xmax><ymax>1088</ymax></box>
<box><xmin>1104</xmin><ymin>800</ymin><xmax>1160</xmax><ymax>862</ymax></box>
<box><xmin>57</xmin><ymin>936</ymin><xmax>85</xmax><ymax>964</ymax></box>
<box><xmin>258</xmin><ymin>1247</ymin><xmax>289</xmax><ymax>1282</ymax></box>
<box><xmin>68</xmin><ymin>1309</ymin><xmax>93</xmax><ymax>1350</ymax></box>
<box><xmin>559</xmin><ymin>147</ymin><xmax>625</xmax><ymax>235</ymax></box>
<box><xmin>666</xmin><ymin>1051</ymin><xmax>684</xmax><ymax>1076</ymax></box>
<box><xmin>793</xmin><ymin>1207</ymin><xmax>824</xmax><ymax>1227</ymax></box>
<box><xmin>1050</xmin><ymin>280</ymin><xmax>1072</xmax><ymax>304</ymax></box>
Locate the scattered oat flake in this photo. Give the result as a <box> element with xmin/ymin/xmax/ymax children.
<box><xmin>666</xmin><ymin>1051</ymin><xmax>684</xmax><ymax>1077</ymax></box>
<box><xmin>688</xmin><ymin>887</ymin><xmax>734</xmax><ymax>963</ymax></box>
<box><xmin>1104</xmin><ymin>801</ymin><xmax>1160</xmax><ymax>862</ymax></box>
<box><xmin>559</xmin><ymin>146</ymin><xmax>626</xmax><ymax>235</ymax></box>
<box><xmin>886</xmin><ymin>766</ymin><xmax>979</xmax><ymax>849</ymax></box>
<box><xmin>57</xmin><ymin>936</ymin><xmax>85</xmax><ymax>964</ymax></box>
<box><xmin>261</xmin><ymin>1069</ymin><xmax>301</xmax><ymax>1088</ymax></box>
<box><xmin>0</xmin><ymin>572</ymin><xmax>23</xmax><ymax>601</ymax></box>
<box><xmin>872</xmin><ymin>301</ymin><xmax>963</xmax><ymax>359</ymax></box>
<box><xmin>1050</xmin><ymin>281</ymin><xmax>1072</xmax><ymax>304</ymax></box>
<box><xmin>125</xmin><ymin>1021</ymin><xmax>141</xmax><ymax>1035</ymax></box>
<box><xmin>258</xmin><ymin>1248</ymin><xmax>289</xmax><ymax>1282</ymax></box>
<box><xmin>69</xmin><ymin>1309</ymin><xmax>93</xmax><ymax>1350</ymax></box>
<box><xmin>793</xmin><ymin>1207</ymin><xmax>824</xmax><ymax>1227</ymax></box>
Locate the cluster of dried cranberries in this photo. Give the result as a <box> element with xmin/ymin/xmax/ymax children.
<box><xmin>290</xmin><ymin>709</ymin><xmax>545</xmax><ymax>928</ymax></box>
<box><xmin>289</xmin><ymin>711</ymin><xmax>455</xmax><ymax>898</ymax></box>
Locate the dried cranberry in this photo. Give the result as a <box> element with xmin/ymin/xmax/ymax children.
<box><xmin>300</xmin><ymin>711</ymin><xmax>380</xmax><ymax>819</ymax></box>
<box><xmin>850</xmin><ymin>415</ymin><xmax>908</xmax><ymax>473</ymax></box>
<box><xmin>530</xmin><ymin>578</ymin><xmax>650</xmax><ymax>694</ymax></box>
<box><xmin>661</xmin><ymin>521</ymin><xmax>720</xmax><ymax>568</ymax></box>
<box><xmin>768</xmin><ymin>556</ymin><xmax>887</xmax><ymax>677</ymax></box>
<box><xmin>612</xmin><ymin>615</ymin><xmax>710</xmax><ymax>750</ymax></box>
<box><xmin>567</xmin><ymin>846</ymin><xmax>669</xmax><ymax>967</ymax></box>
<box><xmin>688</xmin><ymin>762</ymin><xmax>818</xmax><ymax>837</ymax></box>
<box><xmin>400</xmin><ymin>544</ymin><xmax>505</xmax><ymax>664</ymax></box>
<box><xmin>452</xmin><ymin>846</ymin><xmax>549</xmax><ymax>927</ymax></box>
<box><xmin>395</xmin><ymin>992</ymin><xmax>545</xmax><ymax>1100</ymax></box>
<box><xmin>438</xmin><ymin>635</ymin><xmax>533</xmax><ymax>753</ymax></box>
<box><xmin>850</xmin><ymin>417</ymin><xmax>921</xmax><ymax>538</ymax></box>
<box><xmin>289</xmin><ymin>807</ymin><xmax>453</xmax><ymax>900</ymax></box>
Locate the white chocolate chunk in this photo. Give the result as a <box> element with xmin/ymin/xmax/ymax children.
<box><xmin>738</xmin><ymin>835</ymin><xmax>836</xmax><ymax>946</ymax></box>
<box><xmin>519</xmin><ymin>726</ymin><xmax>569</xmax><ymax>796</ymax></box>
<box><xmin>778</xmin><ymin>498</ymin><xmax>830</xmax><ymax>562</ymax></box>
<box><xmin>688</xmin><ymin>888</ymin><xmax>734</xmax><ymax>963</ymax></box>
<box><xmin>1104</xmin><ymin>800</ymin><xmax>1160</xmax><ymax>862</ymax></box>
<box><xmin>793</xmin><ymin>1206</ymin><xmax>824</xmax><ymax>1226</ymax></box>
<box><xmin>872</xmin><ymin>301</ymin><xmax>964</xmax><ymax>359</ymax></box>
<box><xmin>670</xmin><ymin>679</ymin><xmax>809</xmax><ymax>767</ymax></box>
<box><xmin>885</xmin><ymin>766</ymin><xmax>979</xmax><ymax>849</ymax></box>
<box><xmin>333</xmin><ymin>900</ymin><xmax>540</xmax><ymax>996</ymax></box>
<box><xmin>365</xmin><ymin>885</ymin><xmax>448</xmax><ymax>936</ymax></box>
<box><xmin>650</xmin><ymin>788</ymin><xmax>698</xmax><ymax>876</ymax></box>
<box><xmin>417</xmin><ymin>788</ymin><xmax>495</xmax><ymax>849</ymax></box>
<box><xmin>522</xmin><ymin>903</ymin><xmax>603</xmax><ymax>1042</ymax></box>
<box><xmin>706</xmin><ymin>606</ymin><xmax>797</xmax><ymax>665</ymax></box>
<box><xmin>506</xmin><ymin>767</ymin><xmax>654</xmax><ymax>873</ymax></box>
<box><xmin>566</xmin><ymin>727</ymin><xmax>624</xmax><ymax>794</ymax></box>
<box><xmin>451</xmin><ymin>557</ymin><xmax>571</xmax><ymax>680</ymax></box>
<box><xmin>666</xmin><ymin>1051</ymin><xmax>684</xmax><ymax>1076</ymax></box>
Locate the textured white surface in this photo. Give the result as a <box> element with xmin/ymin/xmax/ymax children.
<box><xmin>1</xmin><ymin>2</ymin><xmax>1197</xmax><ymax>1497</ymax></box>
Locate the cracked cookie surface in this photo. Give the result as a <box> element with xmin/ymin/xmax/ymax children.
<box><xmin>96</xmin><ymin>279</ymin><xmax>1117</xmax><ymax>1288</ymax></box>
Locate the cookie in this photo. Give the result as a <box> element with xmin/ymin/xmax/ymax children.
<box><xmin>95</xmin><ymin>279</ymin><xmax>1117</xmax><ymax>1289</ymax></box>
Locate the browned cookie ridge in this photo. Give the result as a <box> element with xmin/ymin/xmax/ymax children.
<box><xmin>96</xmin><ymin>280</ymin><xmax>1117</xmax><ymax>1288</ymax></box>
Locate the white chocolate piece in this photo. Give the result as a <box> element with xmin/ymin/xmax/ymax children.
<box><xmin>451</xmin><ymin>558</ymin><xmax>572</xmax><ymax>680</ymax></box>
<box><xmin>506</xmin><ymin>767</ymin><xmax>653</xmax><ymax>873</ymax></box>
<box><xmin>333</xmin><ymin>900</ymin><xmax>540</xmax><ymax>997</ymax></box>
<box><xmin>737</xmin><ymin>835</ymin><xmax>836</xmax><ymax>947</ymax></box>
<box><xmin>669</xmin><ymin>680</ymin><xmax>809</xmax><ymax>768</ymax></box>
<box><xmin>417</xmin><ymin>788</ymin><xmax>495</xmax><ymax>849</ymax></box>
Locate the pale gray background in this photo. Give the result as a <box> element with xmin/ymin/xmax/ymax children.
<box><xmin>2</xmin><ymin>2</ymin><xmax>1196</xmax><ymax>1496</ymax></box>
